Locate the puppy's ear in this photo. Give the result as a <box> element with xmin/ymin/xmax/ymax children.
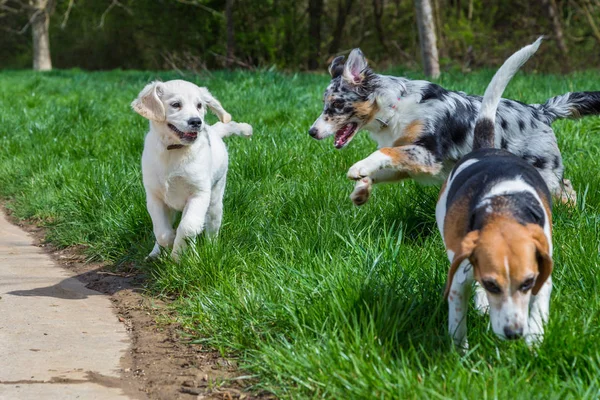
<box><xmin>343</xmin><ymin>49</ymin><xmax>369</xmax><ymax>85</ymax></box>
<box><xmin>444</xmin><ymin>230</ymin><xmax>479</xmax><ymax>299</ymax></box>
<box><xmin>527</xmin><ymin>224</ymin><xmax>553</xmax><ymax>295</ymax></box>
<box><xmin>199</xmin><ymin>88</ymin><xmax>231</xmax><ymax>123</ymax></box>
<box><xmin>131</xmin><ymin>81</ymin><xmax>166</xmax><ymax>121</ymax></box>
<box><xmin>328</xmin><ymin>56</ymin><xmax>345</xmax><ymax>78</ymax></box>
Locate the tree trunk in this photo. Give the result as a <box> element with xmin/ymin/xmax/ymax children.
<box><xmin>541</xmin><ymin>0</ymin><xmax>568</xmax><ymax>56</ymax></box>
<box><xmin>414</xmin><ymin>0</ymin><xmax>440</xmax><ymax>78</ymax></box>
<box><xmin>372</xmin><ymin>0</ymin><xmax>388</xmax><ymax>51</ymax></box>
<box><xmin>329</xmin><ymin>0</ymin><xmax>354</xmax><ymax>55</ymax></box>
<box><xmin>31</xmin><ymin>4</ymin><xmax>52</xmax><ymax>71</ymax></box>
<box><xmin>225</xmin><ymin>0</ymin><xmax>235</xmax><ymax>68</ymax></box>
<box><xmin>307</xmin><ymin>0</ymin><xmax>323</xmax><ymax>70</ymax></box>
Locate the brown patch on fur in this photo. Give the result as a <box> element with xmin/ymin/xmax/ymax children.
<box><xmin>443</xmin><ymin>195</ymin><xmax>471</xmax><ymax>256</ymax></box>
<box><xmin>472</xmin><ymin>215</ymin><xmax>551</xmax><ymax>294</ymax></box>
<box><xmin>354</xmin><ymin>101</ymin><xmax>379</xmax><ymax>123</ymax></box>
<box><xmin>379</xmin><ymin>147</ymin><xmax>442</xmax><ymax>175</ymax></box>
<box><xmin>393</xmin><ymin>120</ymin><xmax>425</xmax><ymax>147</ymax></box>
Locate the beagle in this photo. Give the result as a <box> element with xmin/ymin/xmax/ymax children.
<box><xmin>435</xmin><ymin>39</ymin><xmax>554</xmax><ymax>348</ymax></box>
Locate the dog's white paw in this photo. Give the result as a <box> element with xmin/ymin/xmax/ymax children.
<box><xmin>221</xmin><ymin>112</ymin><xmax>232</xmax><ymax>124</ymax></box>
<box><xmin>350</xmin><ymin>177</ymin><xmax>372</xmax><ymax>206</ymax></box>
<box><xmin>474</xmin><ymin>283</ymin><xmax>490</xmax><ymax>315</ymax></box>
<box><xmin>347</xmin><ymin>162</ymin><xmax>371</xmax><ymax>181</ymax></box>
<box><xmin>146</xmin><ymin>243</ymin><xmax>161</xmax><ymax>260</ymax></box>
<box><xmin>239</xmin><ymin>123</ymin><xmax>253</xmax><ymax>137</ymax></box>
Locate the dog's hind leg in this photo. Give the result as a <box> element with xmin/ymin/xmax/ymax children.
<box><xmin>172</xmin><ymin>192</ymin><xmax>211</xmax><ymax>259</ymax></box>
<box><xmin>146</xmin><ymin>194</ymin><xmax>176</xmax><ymax>259</ymax></box>
<box><xmin>205</xmin><ymin>176</ymin><xmax>226</xmax><ymax>237</ymax></box>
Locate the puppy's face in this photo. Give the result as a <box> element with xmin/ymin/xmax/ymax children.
<box><xmin>447</xmin><ymin>220</ymin><xmax>553</xmax><ymax>341</ymax></box>
<box><xmin>309</xmin><ymin>49</ymin><xmax>379</xmax><ymax>149</ymax></box>
<box><xmin>132</xmin><ymin>80</ymin><xmax>231</xmax><ymax>144</ymax></box>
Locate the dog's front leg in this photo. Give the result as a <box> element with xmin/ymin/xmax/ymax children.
<box><xmin>348</xmin><ymin>145</ymin><xmax>441</xmax><ymax>181</ymax></box>
<box><xmin>350</xmin><ymin>170</ymin><xmax>408</xmax><ymax>206</ymax></box>
<box><xmin>448</xmin><ymin>261</ymin><xmax>473</xmax><ymax>351</ymax></box>
<box><xmin>172</xmin><ymin>192</ymin><xmax>211</xmax><ymax>260</ymax></box>
<box><xmin>146</xmin><ymin>193</ymin><xmax>175</xmax><ymax>259</ymax></box>
<box><xmin>526</xmin><ymin>276</ymin><xmax>552</xmax><ymax>346</ymax></box>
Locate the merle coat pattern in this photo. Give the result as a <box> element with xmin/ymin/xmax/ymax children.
<box><xmin>309</xmin><ymin>48</ymin><xmax>600</xmax><ymax>206</ymax></box>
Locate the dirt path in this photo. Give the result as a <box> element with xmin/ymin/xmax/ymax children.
<box><xmin>0</xmin><ymin>209</ymin><xmax>267</xmax><ymax>400</ymax></box>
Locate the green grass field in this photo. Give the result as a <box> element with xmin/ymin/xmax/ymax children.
<box><xmin>1</xmin><ymin>68</ymin><xmax>600</xmax><ymax>399</ymax></box>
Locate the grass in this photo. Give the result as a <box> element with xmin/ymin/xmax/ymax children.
<box><xmin>1</xmin><ymin>67</ymin><xmax>600</xmax><ymax>399</ymax></box>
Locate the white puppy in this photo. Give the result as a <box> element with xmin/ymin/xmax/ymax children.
<box><xmin>132</xmin><ymin>80</ymin><xmax>252</xmax><ymax>260</ymax></box>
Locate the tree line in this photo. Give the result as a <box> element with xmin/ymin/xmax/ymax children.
<box><xmin>1</xmin><ymin>0</ymin><xmax>599</xmax><ymax>74</ymax></box>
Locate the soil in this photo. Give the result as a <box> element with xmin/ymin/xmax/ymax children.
<box><xmin>3</xmin><ymin>207</ymin><xmax>273</xmax><ymax>400</ymax></box>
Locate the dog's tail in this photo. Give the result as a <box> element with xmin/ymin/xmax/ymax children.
<box><xmin>214</xmin><ymin>121</ymin><xmax>253</xmax><ymax>139</ymax></box>
<box><xmin>473</xmin><ymin>37</ymin><xmax>543</xmax><ymax>150</ymax></box>
<box><xmin>535</xmin><ymin>91</ymin><xmax>600</xmax><ymax>123</ymax></box>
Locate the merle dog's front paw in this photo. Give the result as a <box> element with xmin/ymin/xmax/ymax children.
<box><xmin>347</xmin><ymin>162</ymin><xmax>371</xmax><ymax>180</ymax></box>
<box><xmin>350</xmin><ymin>177</ymin><xmax>372</xmax><ymax>206</ymax></box>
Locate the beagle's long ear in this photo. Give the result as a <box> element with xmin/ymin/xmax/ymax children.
<box><xmin>343</xmin><ymin>48</ymin><xmax>369</xmax><ymax>85</ymax></box>
<box><xmin>328</xmin><ymin>56</ymin><xmax>345</xmax><ymax>78</ymax></box>
<box><xmin>131</xmin><ymin>81</ymin><xmax>166</xmax><ymax>121</ymax></box>
<box><xmin>444</xmin><ymin>230</ymin><xmax>479</xmax><ymax>299</ymax></box>
<box><xmin>199</xmin><ymin>88</ymin><xmax>231</xmax><ymax>123</ymax></box>
<box><xmin>528</xmin><ymin>224</ymin><xmax>553</xmax><ymax>295</ymax></box>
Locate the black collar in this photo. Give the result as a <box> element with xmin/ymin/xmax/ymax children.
<box><xmin>166</xmin><ymin>144</ymin><xmax>185</xmax><ymax>150</ymax></box>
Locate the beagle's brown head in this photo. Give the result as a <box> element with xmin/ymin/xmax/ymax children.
<box><xmin>445</xmin><ymin>216</ymin><xmax>553</xmax><ymax>340</ymax></box>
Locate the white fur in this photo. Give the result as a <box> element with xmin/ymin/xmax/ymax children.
<box><xmin>478</xmin><ymin>37</ymin><xmax>542</xmax><ymax>121</ymax></box>
<box><xmin>132</xmin><ymin>80</ymin><xmax>252</xmax><ymax>260</ymax></box>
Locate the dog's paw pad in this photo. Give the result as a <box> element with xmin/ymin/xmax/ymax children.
<box><xmin>350</xmin><ymin>178</ymin><xmax>372</xmax><ymax>206</ymax></box>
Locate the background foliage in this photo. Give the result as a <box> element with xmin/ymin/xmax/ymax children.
<box><xmin>1</xmin><ymin>0</ymin><xmax>600</xmax><ymax>72</ymax></box>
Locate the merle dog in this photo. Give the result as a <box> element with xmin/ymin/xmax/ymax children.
<box><xmin>309</xmin><ymin>47</ymin><xmax>600</xmax><ymax>206</ymax></box>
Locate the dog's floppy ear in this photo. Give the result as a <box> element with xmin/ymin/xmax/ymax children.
<box><xmin>527</xmin><ymin>224</ymin><xmax>553</xmax><ymax>295</ymax></box>
<box><xmin>131</xmin><ymin>81</ymin><xmax>166</xmax><ymax>121</ymax></box>
<box><xmin>444</xmin><ymin>230</ymin><xmax>479</xmax><ymax>299</ymax></box>
<box><xmin>328</xmin><ymin>56</ymin><xmax>345</xmax><ymax>78</ymax></box>
<box><xmin>343</xmin><ymin>48</ymin><xmax>369</xmax><ymax>85</ymax></box>
<box><xmin>199</xmin><ymin>88</ymin><xmax>231</xmax><ymax>123</ymax></box>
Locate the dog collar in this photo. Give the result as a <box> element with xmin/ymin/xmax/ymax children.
<box><xmin>167</xmin><ymin>144</ymin><xmax>185</xmax><ymax>150</ymax></box>
<box><xmin>376</xmin><ymin>95</ymin><xmax>403</xmax><ymax>128</ymax></box>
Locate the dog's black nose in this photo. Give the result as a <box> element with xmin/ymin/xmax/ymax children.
<box><xmin>503</xmin><ymin>326</ymin><xmax>524</xmax><ymax>340</ymax></box>
<box><xmin>308</xmin><ymin>127</ymin><xmax>318</xmax><ymax>138</ymax></box>
<box><xmin>188</xmin><ymin>118</ymin><xmax>202</xmax><ymax>128</ymax></box>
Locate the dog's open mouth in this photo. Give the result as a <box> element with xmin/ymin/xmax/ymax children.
<box><xmin>334</xmin><ymin>123</ymin><xmax>358</xmax><ymax>149</ymax></box>
<box><xmin>168</xmin><ymin>124</ymin><xmax>198</xmax><ymax>141</ymax></box>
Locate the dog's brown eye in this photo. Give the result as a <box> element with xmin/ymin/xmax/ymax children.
<box><xmin>171</xmin><ymin>102</ymin><xmax>181</xmax><ymax>108</ymax></box>
<box><xmin>332</xmin><ymin>100</ymin><xmax>344</xmax><ymax>110</ymax></box>
<box><xmin>519</xmin><ymin>278</ymin><xmax>535</xmax><ymax>292</ymax></box>
<box><xmin>197</xmin><ymin>103</ymin><xmax>202</xmax><ymax>109</ymax></box>
<box><xmin>482</xmin><ymin>280</ymin><xmax>502</xmax><ymax>294</ymax></box>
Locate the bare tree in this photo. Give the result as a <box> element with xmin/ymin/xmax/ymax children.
<box><xmin>308</xmin><ymin>0</ymin><xmax>323</xmax><ymax>69</ymax></box>
<box><xmin>328</xmin><ymin>0</ymin><xmax>354</xmax><ymax>55</ymax></box>
<box><xmin>541</xmin><ymin>0</ymin><xmax>568</xmax><ymax>56</ymax></box>
<box><xmin>0</xmin><ymin>0</ymin><xmax>61</xmax><ymax>70</ymax></box>
<box><xmin>414</xmin><ymin>0</ymin><xmax>440</xmax><ymax>78</ymax></box>
<box><xmin>372</xmin><ymin>0</ymin><xmax>388</xmax><ymax>51</ymax></box>
<box><xmin>225</xmin><ymin>0</ymin><xmax>234</xmax><ymax>68</ymax></box>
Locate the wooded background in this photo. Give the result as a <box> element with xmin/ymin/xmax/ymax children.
<box><xmin>1</xmin><ymin>0</ymin><xmax>599</xmax><ymax>73</ymax></box>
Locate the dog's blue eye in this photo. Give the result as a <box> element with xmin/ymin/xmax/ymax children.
<box><xmin>171</xmin><ymin>102</ymin><xmax>181</xmax><ymax>108</ymax></box>
<box><xmin>519</xmin><ymin>278</ymin><xmax>535</xmax><ymax>292</ymax></box>
<box><xmin>482</xmin><ymin>280</ymin><xmax>502</xmax><ymax>294</ymax></box>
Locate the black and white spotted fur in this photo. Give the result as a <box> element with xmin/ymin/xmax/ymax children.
<box><xmin>309</xmin><ymin>47</ymin><xmax>600</xmax><ymax>205</ymax></box>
